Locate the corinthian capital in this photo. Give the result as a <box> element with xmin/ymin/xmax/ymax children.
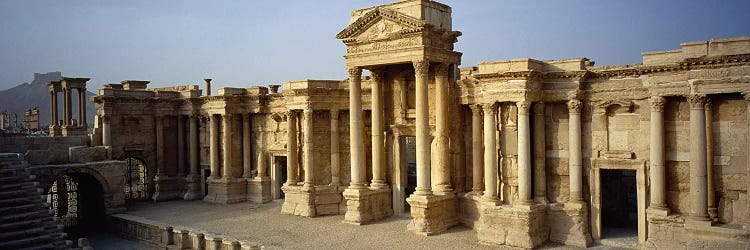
<box><xmin>348</xmin><ymin>67</ymin><xmax>362</xmax><ymax>79</ymax></box>
<box><xmin>469</xmin><ymin>104</ymin><xmax>482</xmax><ymax>115</ymax></box>
<box><xmin>413</xmin><ymin>60</ymin><xmax>430</xmax><ymax>76</ymax></box>
<box><xmin>534</xmin><ymin>102</ymin><xmax>545</xmax><ymax>115</ymax></box>
<box><xmin>370</xmin><ymin>69</ymin><xmax>384</xmax><ymax>83</ymax></box>
<box><xmin>567</xmin><ymin>99</ymin><xmax>582</xmax><ymax>114</ymax></box>
<box><xmin>516</xmin><ymin>101</ymin><xmax>531</xmax><ymax>115</ymax></box>
<box><xmin>686</xmin><ymin>95</ymin><xmax>706</xmax><ymax>109</ymax></box>
<box><xmin>435</xmin><ymin>63</ymin><xmax>450</xmax><ymax>78</ymax></box>
<box><xmin>649</xmin><ymin>96</ymin><xmax>666</xmax><ymax>113</ymax></box>
<box><xmin>481</xmin><ymin>103</ymin><xmax>496</xmax><ymax>114</ymax></box>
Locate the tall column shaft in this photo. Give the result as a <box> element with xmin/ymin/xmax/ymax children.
<box><xmin>348</xmin><ymin>67</ymin><xmax>366</xmax><ymax>188</ymax></box>
<box><xmin>533</xmin><ymin>102</ymin><xmax>547</xmax><ymax>202</ymax></box>
<box><xmin>567</xmin><ymin>99</ymin><xmax>583</xmax><ymax>203</ymax></box>
<box><xmin>222</xmin><ymin>114</ymin><xmax>233</xmax><ymax>179</ymax></box>
<box><xmin>286</xmin><ymin>110</ymin><xmax>298</xmax><ymax>185</ymax></box>
<box><xmin>398</xmin><ymin>76</ymin><xmax>408</xmax><ymax>123</ymax></box>
<box><xmin>66</xmin><ymin>88</ymin><xmax>73</xmax><ymax>125</ymax></box>
<box><xmin>330</xmin><ymin>109</ymin><xmax>340</xmax><ymax>186</ymax></box>
<box><xmin>79</xmin><ymin>89</ymin><xmax>87</xmax><ymax>127</ymax></box>
<box><xmin>371</xmin><ymin>70</ymin><xmax>387</xmax><ymax>188</ymax></box>
<box><xmin>155</xmin><ymin>115</ymin><xmax>165</xmax><ymax>177</ymax></box>
<box><xmin>209</xmin><ymin>115</ymin><xmax>220</xmax><ymax>178</ymax></box>
<box><xmin>706</xmin><ymin>100</ymin><xmax>717</xmax><ymax>219</ymax></box>
<box><xmin>482</xmin><ymin>103</ymin><xmax>498</xmax><ymax>201</ymax></box>
<box><xmin>177</xmin><ymin>115</ymin><xmax>185</xmax><ymax>177</ymax></box>
<box><xmin>470</xmin><ymin>105</ymin><xmax>483</xmax><ymax>194</ymax></box>
<box><xmin>688</xmin><ymin>95</ymin><xmax>709</xmax><ymax>220</ymax></box>
<box><xmin>414</xmin><ymin>60</ymin><xmax>432</xmax><ymax>195</ymax></box>
<box><xmin>243</xmin><ymin>114</ymin><xmax>252</xmax><ymax>178</ymax></box>
<box><xmin>52</xmin><ymin>92</ymin><xmax>58</xmax><ymax>126</ymax></box>
<box><xmin>434</xmin><ymin>63</ymin><xmax>452</xmax><ymax>194</ymax></box>
<box><xmin>49</xmin><ymin>91</ymin><xmax>55</xmax><ymax>126</ymax></box>
<box><xmin>649</xmin><ymin>97</ymin><xmax>668</xmax><ymax>210</ymax></box>
<box><xmin>188</xmin><ymin>115</ymin><xmax>199</xmax><ymax>177</ymax></box>
<box><xmin>303</xmin><ymin>104</ymin><xmax>314</xmax><ymax>188</ymax></box>
<box><xmin>102</xmin><ymin>115</ymin><xmax>111</xmax><ymax>146</ymax></box>
<box><xmin>257</xmin><ymin>132</ymin><xmax>267</xmax><ymax>178</ymax></box>
<box><xmin>62</xmin><ymin>88</ymin><xmax>68</xmax><ymax>126</ymax></box>
<box><xmin>517</xmin><ymin>101</ymin><xmax>532</xmax><ymax>204</ymax></box>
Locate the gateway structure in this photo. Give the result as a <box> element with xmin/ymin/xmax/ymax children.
<box><xmin>66</xmin><ymin>0</ymin><xmax>750</xmax><ymax>248</ymax></box>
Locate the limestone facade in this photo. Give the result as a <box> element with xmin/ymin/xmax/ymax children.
<box><xmin>86</xmin><ymin>0</ymin><xmax>750</xmax><ymax>248</ymax></box>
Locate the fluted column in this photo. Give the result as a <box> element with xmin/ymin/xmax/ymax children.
<box><xmin>330</xmin><ymin>109</ymin><xmax>340</xmax><ymax>186</ymax></box>
<box><xmin>242</xmin><ymin>114</ymin><xmax>252</xmax><ymax>178</ymax></box>
<box><xmin>79</xmin><ymin>88</ymin><xmax>86</xmax><ymax>127</ymax></box>
<box><xmin>533</xmin><ymin>102</ymin><xmax>547</xmax><ymax>203</ymax></box>
<box><xmin>567</xmin><ymin>99</ymin><xmax>583</xmax><ymax>203</ymax></box>
<box><xmin>517</xmin><ymin>101</ymin><xmax>532</xmax><ymax>204</ymax></box>
<box><xmin>687</xmin><ymin>95</ymin><xmax>709</xmax><ymax>221</ymax></box>
<box><xmin>649</xmin><ymin>96</ymin><xmax>668</xmax><ymax>211</ymax></box>
<box><xmin>434</xmin><ymin>63</ymin><xmax>452</xmax><ymax>194</ymax></box>
<box><xmin>222</xmin><ymin>114</ymin><xmax>233</xmax><ymax>179</ymax></box>
<box><xmin>209</xmin><ymin>114</ymin><xmax>220</xmax><ymax>179</ymax></box>
<box><xmin>286</xmin><ymin>110</ymin><xmax>298</xmax><ymax>186</ymax></box>
<box><xmin>482</xmin><ymin>103</ymin><xmax>498</xmax><ymax>202</ymax></box>
<box><xmin>177</xmin><ymin>115</ymin><xmax>185</xmax><ymax>177</ymax></box>
<box><xmin>370</xmin><ymin>69</ymin><xmax>387</xmax><ymax>188</ymax></box>
<box><xmin>470</xmin><ymin>105</ymin><xmax>483</xmax><ymax>194</ymax></box>
<box><xmin>303</xmin><ymin>104</ymin><xmax>314</xmax><ymax>188</ymax></box>
<box><xmin>155</xmin><ymin>115</ymin><xmax>165</xmax><ymax>177</ymax></box>
<box><xmin>414</xmin><ymin>60</ymin><xmax>432</xmax><ymax>196</ymax></box>
<box><xmin>102</xmin><ymin>115</ymin><xmax>111</xmax><ymax>146</ymax></box>
<box><xmin>348</xmin><ymin>67</ymin><xmax>366</xmax><ymax>189</ymax></box>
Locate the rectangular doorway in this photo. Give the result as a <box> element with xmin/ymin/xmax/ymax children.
<box><xmin>272</xmin><ymin>156</ymin><xmax>287</xmax><ymax>199</ymax></box>
<box><xmin>404</xmin><ymin>136</ymin><xmax>417</xmax><ymax>213</ymax></box>
<box><xmin>600</xmin><ymin>169</ymin><xmax>637</xmax><ymax>242</ymax></box>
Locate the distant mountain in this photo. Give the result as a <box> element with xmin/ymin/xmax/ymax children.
<box><xmin>0</xmin><ymin>72</ymin><xmax>96</xmax><ymax>126</ymax></box>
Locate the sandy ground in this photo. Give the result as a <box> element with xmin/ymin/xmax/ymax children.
<box><xmin>126</xmin><ymin>200</ymin><xmax>612</xmax><ymax>250</ymax></box>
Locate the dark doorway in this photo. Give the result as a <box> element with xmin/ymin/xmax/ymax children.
<box><xmin>46</xmin><ymin>173</ymin><xmax>106</xmax><ymax>240</ymax></box>
<box><xmin>404</xmin><ymin>136</ymin><xmax>417</xmax><ymax>212</ymax></box>
<box><xmin>124</xmin><ymin>157</ymin><xmax>149</xmax><ymax>201</ymax></box>
<box><xmin>202</xmin><ymin>168</ymin><xmax>210</xmax><ymax>197</ymax></box>
<box><xmin>276</xmin><ymin>156</ymin><xmax>287</xmax><ymax>199</ymax></box>
<box><xmin>601</xmin><ymin>169</ymin><xmax>637</xmax><ymax>239</ymax></box>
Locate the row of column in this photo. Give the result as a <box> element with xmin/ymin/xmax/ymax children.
<box><xmin>346</xmin><ymin>61</ymin><xmax>453</xmax><ymax>194</ymax></box>
<box><xmin>49</xmin><ymin>87</ymin><xmax>87</xmax><ymax>127</ymax></box>
<box><xmin>207</xmin><ymin>114</ymin><xmax>256</xmax><ymax>180</ymax></box>
<box><xmin>648</xmin><ymin>95</ymin><xmax>723</xmax><ymax>222</ymax></box>
<box><xmin>469</xmin><ymin>100</ymin><xmax>579</xmax><ymax>204</ymax></box>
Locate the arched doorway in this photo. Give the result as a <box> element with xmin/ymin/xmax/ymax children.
<box><xmin>46</xmin><ymin>173</ymin><xmax>107</xmax><ymax>239</ymax></box>
<box><xmin>124</xmin><ymin>157</ymin><xmax>149</xmax><ymax>201</ymax></box>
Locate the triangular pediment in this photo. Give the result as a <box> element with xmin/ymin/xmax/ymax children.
<box><xmin>336</xmin><ymin>7</ymin><xmax>428</xmax><ymax>41</ymax></box>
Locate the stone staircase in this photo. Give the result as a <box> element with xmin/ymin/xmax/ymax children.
<box><xmin>0</xmin><ymin>153</ymin><xmax>72</xmax><ymax>250</ymax></box>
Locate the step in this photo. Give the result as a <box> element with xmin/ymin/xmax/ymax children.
<box><xmin>0</xmin><ymin>203</ymin><xmax>44</xmax><ymax>214</ymax></box>
<box><xmin>0</xmin><ymin>234</ymin><xmax>53</xmax><ymax>249</ymax></box>
<box><xmin>0</xmin><ymin>217</ymin><xmax>49</xmax><ymax>232</ymax></box>
<box><xmin>0</xmin><ymin>210</ymin><xmax>48</xmax><ymax>223</ymax></box>
<box><xmin>0</xmin><ymin>226</ymin><xmax>46</xmax><ymax>242</ymax></box>
<box><xmin>0</xmin><ymin>187</ymin><xmax>37</xmax><ymax>199</ymax></box>
<box><xmin>0</xmin><ymin>181</ymin><xmax>36</xmax><ymax>190</ymax></box>
<box><xmin>0</xmin><ymin>196</ymin><xmax>40</xmax><ymax>207</ymax></box>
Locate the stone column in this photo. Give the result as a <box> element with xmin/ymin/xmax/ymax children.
<box><xmin>209</xmin><ymin>114</ymin><xmax>220</xmax><ymax>179</ymax></box>
<box><xmin>303</xmin><ymin>104</ymin><xmax>314</xmax><ymax>188</ymax></box>
<box><xmin>687</xmin><ymin>94</ymin><xmax>709</xmax><ymax>221</ymax></box>
<box><xmin>155</xmin><ymin>115</ymin><xmax>166</xmax><ymax>177</ymax></box>
<box><xmin>414</xmin><ymin>60</ymin><xmax>432</xmax><ymax>196</ymax></box>
<box><xmin>533</xmin><ymin>102</ymin><xmax>547</xmax><ymax>203</ymax></box>
<box><xmin>705</xmin><ymin>99</ymin><xmax>717</xmax><ymax>219</ymax></box>
<box><xmin>649</xmin><ymin>96</ymin><xmax>668</xmax><ymax>211</ymax></box>
<box><xmin>49</xmin><ymin>91</ymin><xmax>55</xmax><ymax>126</ymax></box>
<box><xmin>370</xmin><ymin>70</ymin><xmax>387</xmax><ymax>188</ymax></box>
<box><xmin>177</xmin><ymin>115</ymin><xmax>185</xmax><ymax>177</ymax></box>
<box><xmin>348</xmin><ymin>67</ymin><xmax>366</xmax><ymax>189</ymax></box>
<box><xmin>286</xmin><ymin>110</ymin><xmax>298</xmax><ymax>185</ymax></box>
<box><xmin>330</xmin><ymin>109</ymin><xmax>340</xmax><ymax>186</ymax></box>
<box><xmin>79</xmin><ymin>88</ymin><xmax>86</xmax><ymax>127</ymax></box>
<box><xmin>102</xmin><ymin>115</ymin><xmax>111</xmax><ymax>146</ymax></box>
<box><xmin>242</xmin><ymin>114</ymin><xmax>252</xmax><ymax>178</ymax></box>
<box><xmin>62</xmin><ymin>88</ymin><xmax>69</xmax><ymax>126</ymax></box>
<box><xmin>470</xmin><ymin>104</ymin><xmax>483</xmax><ymax>194</ymax></box>
<box><xmin>568</xmin><ymin>99</ymin><xmax>583</xmax><ymax>203</ymax></box>
<box><xmin>66</xmin><ymin>88</ymin><xmax>73</xmax><ymax>125</ymax></box>
<box><xmin>434</xmin><ymin>63</ymin><xmax>452</xmax><ymax>194</ymax></box>
<box><xmin>398</xmin><ymin>75</ymin><xmax>408</xmax><ymax>124</ymax></box>
<box><xmin>482</xmin><ymin>103</ymin><xmax>499</xmax><ymax>202</ymax></box>
<box><xmin>517</xmin><ymin>101</ymin><xmax>532</xmax><ymax>204</ymax></box>
<box><xmin>745</xmin><ymin>94</ymin><xmax>750</xmax><ymax>228</ymax></box>
<box><xmin>222</xmin><ymin>114</ymin><xmax>233</xmax><ymax>180</ymax></box>
<box><xmin>185</xmin><ymin>114</ymin><xmax>201</xmax><ymax>200</ymax></box>
<box><xmin>256</xmin><ymin>133</ymin><xmax>267</xmax><ymax>178</ymax></box>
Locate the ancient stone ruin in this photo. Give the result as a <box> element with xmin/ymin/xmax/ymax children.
<box><xmin>2</xmin><ymin>0</ymin><xmax>749</xmax><ymax>249</ymax></box>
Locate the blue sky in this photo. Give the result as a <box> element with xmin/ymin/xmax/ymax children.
<box><xmin>0</xmin><ymin>0</ymin><xmax>748</xmax><ymax>92</ymax></box>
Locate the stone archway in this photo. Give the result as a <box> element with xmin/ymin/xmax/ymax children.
<box><xmin>44</xmin><ymin>172</ymin><xmax>108</xmax><ymax>239</ymax></box>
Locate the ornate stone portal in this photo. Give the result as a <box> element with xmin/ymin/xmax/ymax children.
<box><xmin>85</xmin><ymin>0</ymin><xmax>750</xmax><ymax>249</ymax></box>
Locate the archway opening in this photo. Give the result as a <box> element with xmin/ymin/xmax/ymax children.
<box><xmin>124</xmin><ymin>157</ymin><xmax>150</xmax><ymax>201</ymax></box>
<box><xmin>46</xmin><ymin>173</ymin><xmax>107</xmax><ymax>239</ymax></box>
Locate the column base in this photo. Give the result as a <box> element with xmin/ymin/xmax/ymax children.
<box><xmin>406</xmin><ymin>193</ymin><xmax>458</xmax><ymax>236</ymax></box>
<box><xmin>342</xmin><ymin>187</ymin><xmax>392</xmax><ymax>225</ymax></box>
<box><xmin>247</xmin><ymin>177</ymin><xmax>272</xmax><ymax>204</ymax></box>
<box><xmin>708</xmin><ymin>207</ymin><xmax>719</xmax><ymax>221</ymax></box>
<box><xmin>646</xmin><ymin>206</ymin><xmax>670</xmax><ymax>216</ymax></box>
<box><xmin>547</xmin><ymin>202</ymin><xmax>592</xmax><ymax>248</ymax></box>
<box><xmin>477</xmin><ymin>203</ymin><xmax>548</xmax><ymax>249</ymax></box>
<box><xmin>203</xmin><ymin>178</ymin><xmax>247</xmax><ymax>204</ymax></box>
<box><xmin>183</xmin><ymin>175</ymin><xmax>203</xmax><ymax>201</ymax></box>
<box><xmin>281</xmin><ymin>185</ymin><xmax>316</xmax><ymax>217</ymax></box>
<box><xmin>152</xmin><ymin>175</ymin><xmax>184</xmax><ymax>201</ymax></box>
